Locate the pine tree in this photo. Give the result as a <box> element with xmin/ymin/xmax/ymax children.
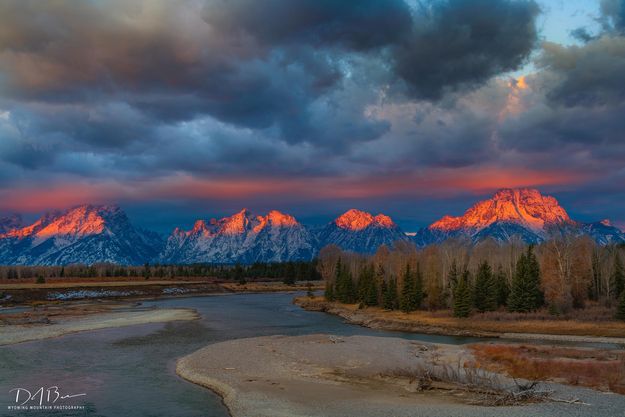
<box><xmin>494</xmin><ymin>266</ymin><xmax>510</xmax><ymax>307</ymax></box>
<box><xmin>383</xmin><ymin>277</ymin><xmax>398</xmax><ymax>310</ymax></box>
<box><xmin>400</xmin><ymin>264</ymin><xmax>416</xmax><ymax>312</ymax></box>
<box><xmin>474</xmin><ymin>260</ymin><xmax>497</xmax><ymax>312</ymax></box>
<box><xmin>611</xmin><ymin>253</ymin><xmax>625</xmax><ymax>300</ymax></box>
<box><xmin>508</xmin><ymin>246</ymin><xmax>544</xmax><ymax>312</ymax></box>
<box><xmin>453</xmin><ymin>270</ymin><xmax>472</xmax><ymax>318</ymax></box>
<box><xmin>374</xmin><ymin>265</ymin><xmax>385</xmax><ymax>306</ymax></box>
<box><xmin>616</xmin><ymin>290</ymin><xmax>625</xmax><ymax>321</ymax></box>
<box><xmin>448</xmin><ymin>259</ymin><xmax>459</xmax><ymax>291</ymax></box>
<box><xmin>357</xmin><ymin>264</ymin><xmax>378</xmax><ymax>306</ymax></box>
<box><xmin>414</xmin><ymin>263</ymin><xmax>424</xmax><ymax>309</ymax></box>
<box><xmin>335</xmin><ymin>258</ymin><xmax>356</xmax><ymax>303</ymax></box>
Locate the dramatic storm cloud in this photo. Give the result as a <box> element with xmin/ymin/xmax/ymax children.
<box><xmin>0</xmin><ymin>0</ymin><xmax>623</xmax><ymax>232</ymax></box>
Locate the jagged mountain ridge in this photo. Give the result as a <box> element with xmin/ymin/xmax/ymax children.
<box><xmin>0</xmin><ymin>205</ymin><xmax>160</xmax><ymax>265</ymax></box>
<box><xmin>0</xmin><ymin>189</ymin><xmax>623</xmax><ymax>265</ymax></box>
<box><xmin>414</xmin><ymin>188</ymin><xmax>625</xmax><ymax>246</ymax></box>
<box><xmin>316</xmin><ymin>209</ymin><xmax>410</xmax><ymax>254</ymax></box>
<box><xmin>159</xmin><ymin>209</ymin><xmax>317</xmax><ymax>264</ymax></box>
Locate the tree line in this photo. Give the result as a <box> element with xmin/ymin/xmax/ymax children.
<box><xmin>318</xmin><ymin>237</ymin><xmax>625</xmax><ymax>320</ymax></box>
<box><xmin>0</xmin><ymin>261</ymin><xmax>322</xmax><ymax>284</ymax></box>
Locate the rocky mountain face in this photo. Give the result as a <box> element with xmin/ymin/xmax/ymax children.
<box><xmin>0</xmin><ymin>190</ymin><xmax>622</xmax><ymax>265</ymax></box>
<box><xmin>414</xmin><ymin>188</ymin><xmax>625</xmax><ymax>246</ymax></box>
<box><xmin>316</xmin><ymin>209</ymin><xmax>409</xmax><ymax>254</ymax></box>
<box><xmin>0</xmin><ymin>205</ymin><xmax>161</xmax><ymax>265</ymax></box>
<box><xmin>159</xmin><ymin>209</ymin><xmax>316</xmax><ymax>264</ymax></box>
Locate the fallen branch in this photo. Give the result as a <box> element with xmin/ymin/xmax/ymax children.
<box><xmin>551</xmin><ymin>397</ymin><xmax>591</xmax><ymax>406</ymax></box>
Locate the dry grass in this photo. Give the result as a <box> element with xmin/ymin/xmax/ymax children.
<box><xmin>220</xmin><ymin>281</ymin><xmax>323</xmax><ymax>293</ymax></box>
<box><xmin>470</xmin><ymin>344</ymin><xmax>625</xmax><ymax>394</ymax></box>
<box><xmin>298</xmin><ymin>298</ymin><xmax>625</xmax><ymax>338</ymax></box>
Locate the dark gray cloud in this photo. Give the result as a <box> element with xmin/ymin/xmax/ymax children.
<box><xmin>11</xmin><ymin>0</ymin><xmax>625</xmax><ymax>231</ymax></box>
<box><xmin>0</xmin><ymin>0</ymin><xmax>540</xmax><ymax>147</ymax></box>
<box><xmin>393</xmin><ymin>0</ymin><xmax>539</xmax><ymax>99</ymax></box>
<box><xmin>539</xmin><ymin>38</ymin><xmax>625</xmax><ymax>107</ymax></box>
<box><xmin>601</xmin><ymin>0</ymin><xmax>625</xmax><ymax>33</ymax></box>
<box><xmin>202</xmin><ymin>0</ymin><xmax>413</xmax><ymax>51</ymax></box>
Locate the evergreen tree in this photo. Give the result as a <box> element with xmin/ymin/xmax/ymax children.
<box><xmin>611</xmin><ymin>253</ymin><xmax>625</xmax><ymax>300</ymax></box>
<box><xmin>383</xmin><ymin>277</ymin><xmax>398</xmax><ymax>310</ymax></box>
<box><xmin>364</xmin><ymin>265</ymin><xmax>378</xmax><ymax>306</ymax></box>
<box><xmin>616</xmin><ymin>289</ymin><xmax>625</xmax><ymax>321</ymax></box>
<box><xmin>357</xmin><ymin>264</ymin><xmax>377</xmax><ymax>306</ymax></box>
<box><xmin>508</xmin><ymin>246</ymin><xmax>544</xmax><ymax>312</ymax></box>
<box><xmin>494</xmin><ymin>266</ymin><xmax>510</xmax><ymax>307</ymax></box>
<box><xmin>374</xmin><ymin>265</ymin><xmax>386</xmax><ymax>305</ymax></box>
<box><xmin>400</xmin><ymin>264</ymin><xmax>416</xmax><ymax>312</ymax></box>
<box><xmin>474</xmin><ymin>260</ymin><xmax>497</xmax><ymax>312</ymax></box>
<box><xmin>380</xmin><ymin>280</ymin><xmax>390</xmax><ymax>309</ymax></box>
<box><xmin>335</xmin><ymin>258</ymin><xmax>356</xmax><ymax>303</ymax></box>
<box><xmin>414</xmin><ymin>263</ymin><xmax>424</xmax><ymax>308</ymax></box>
<box><xmin>453</xmin><ymin>270</ymin><xmax>472</xmax><ymax>318</ymax></box>
<box><xmin>448</xmin><ymin>260</ymin><xmax>460</xmax><ymax>290</ymax></box>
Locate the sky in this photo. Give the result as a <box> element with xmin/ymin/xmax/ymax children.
<box><xmin>0</xmin><ymin>0</ymin><xmax>624</xmax><ymax>233</ymax></box>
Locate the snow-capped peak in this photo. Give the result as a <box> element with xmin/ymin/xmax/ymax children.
<box><xmin>0</xmin><ymin>204</ymin><xmax>161</xmax><ymax>265</ymax></box>
<box><xmin>159</xmin><ymin>208</ymin><xmax>314</xmax><ymax>264</ymax></box>
<box><xmin>430</xmin><ymin>188</ymin><xmax>571</xmax><ymax>233</ymax></box>
<box><xmin>334</xmin><ymin>209</ymin><xmax>396</xmax><ymax>231</ymax></box>
<box><xmin>5</xmin><ymin>205</ymin><xmax>122</xmax><ymax>242</ymax></box>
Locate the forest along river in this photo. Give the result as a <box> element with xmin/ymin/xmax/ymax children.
<box><xmin>0</xmin><ymin>292</ymin><xmax>617</xmax><ymax>417</ymax></box>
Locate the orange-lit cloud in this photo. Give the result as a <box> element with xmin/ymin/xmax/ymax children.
<box><xmin>0</xmin><ymin>167</ymin><xmax>592</xmax><ymax>213</ymax></box>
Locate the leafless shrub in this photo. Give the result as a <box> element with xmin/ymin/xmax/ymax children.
<box><xmin>381</xmin><ymin>361</ymin><xmax>550</xmax><ymax>406</ymax></box>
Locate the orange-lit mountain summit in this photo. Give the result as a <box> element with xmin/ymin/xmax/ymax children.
<box><xmin>0</xmin><ymin>189</ymin><xmax>623</xmax><ymax>265</ymax></box>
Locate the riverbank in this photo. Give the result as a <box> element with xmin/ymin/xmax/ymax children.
<box><xmin>294</xmin><ymin>297</ymin><xmax>625</xmax><ymax>344</ymax></box>
<box><xmin>177</xmin><ymin>334</ymin><xmax>624</xmax><ymax>417</ymax></box>
<box><xmin>0</xmin><ymin>301</ymin><xmax>198</xmax><ymax>345</ymax></box>
<box><xmin>0</xmin><ymin>280</ymin><xmax>323</xmax><ymax>305</ymax></box>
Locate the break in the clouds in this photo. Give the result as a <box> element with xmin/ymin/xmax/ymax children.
<box><xmin>0</xmin><ymin>0</ymin><xmax>624</xmax><ymax>231</ymax></box>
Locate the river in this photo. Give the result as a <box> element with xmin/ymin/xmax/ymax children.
<box><xmin>0</xmin><ymin>292</ymin><xmax>569</xmax><ymax>417</ymax></box>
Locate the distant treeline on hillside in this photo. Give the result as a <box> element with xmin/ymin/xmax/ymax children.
<box><xmin>0</xmin><ymin>260</ymin><xmax>322</xmax><ymax>283</ymax></box>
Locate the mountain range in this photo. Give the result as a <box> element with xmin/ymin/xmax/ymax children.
<box><xmin>0</xmin><ymin>188</ymin><xmax>623</xmax><ymax>265</ymax></box>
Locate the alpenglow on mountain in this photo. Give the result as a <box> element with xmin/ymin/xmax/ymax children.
<box><xmin>0</xmin><ymin>189</ymin><xmax>623</xmax><ymax>265</ymax></box>
<box><xmin>159</xmin><ymin>209</ymin><xmax>316</xmax><ymax>264</ymax></box>
<box><xmin>0</xmin><ymin>205</ymin><xmax>161</xmax><ymax>265</ymax></box>
<box><xmin>413</xmin><ymin>188</ymin><xmax>625</xmax><ymax>246</ymax></box>
<box><xmin>317</xmin><ymin>209</ymin><xmax>410</xmax><ymax>254</ymax></box>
